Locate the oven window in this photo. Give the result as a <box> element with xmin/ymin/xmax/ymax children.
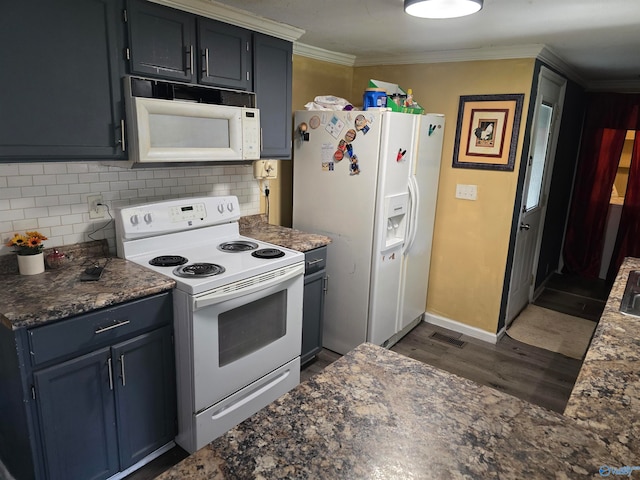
<box><xmin>218</xmin><ymin>290</ymin><xmax>287</xmax><ymax>367</ymax></box>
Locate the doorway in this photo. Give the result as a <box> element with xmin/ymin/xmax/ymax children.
<box><xmin>506</xmin><ymin>67</ymin><xmax>567</xmax><ymax>326</ymax></box>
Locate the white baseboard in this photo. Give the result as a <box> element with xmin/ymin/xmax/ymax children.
<box><xmin>424</xmin><ymin>312</ymin><xmax>502</xmax><ymax>344</ymax></box>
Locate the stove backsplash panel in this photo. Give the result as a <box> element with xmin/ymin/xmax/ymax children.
<box><xmin>0</xmin><ymin>162</ymin><xmax>261</xmax><ymax>256</ymax></box>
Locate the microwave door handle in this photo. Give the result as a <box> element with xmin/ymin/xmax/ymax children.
<box><xmin>204</xmin><ymin>48</ymin><xmax>210</xmax><ymax>77</ymax></box>
<box><xmin>186</xmin><ymin>45</ymin><xmax>193</xmax><ymax>73</ymax></box>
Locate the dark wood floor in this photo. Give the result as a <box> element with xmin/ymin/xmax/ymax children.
<box><xmin>128</xmin><ymin>272</ymin><xmax>605</xmax><ymax>479</ymax></box>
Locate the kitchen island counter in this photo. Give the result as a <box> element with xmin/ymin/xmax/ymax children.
<box><xmin>0</xmin><ymin>240</ymin><xmax>175</xmax><ymax>330</ymax></box>
<box><xmin>156</xmin><ymin>343</ymin><xmax>628</xmax><ymax>480</ymax></box>
<box><xmin>239</xmin><ymin>214</ymin><xmax>331</xmax><ymax>252</ymax></box>
<box><xmin>157</xmin><ymin>257</ymin><xmax>640</xmax><ymax>479</ymax></box>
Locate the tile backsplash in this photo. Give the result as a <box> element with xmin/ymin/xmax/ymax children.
<box><xmin>0</xmin><ymin>162</ymin><xmax>261</xmax><ymax>256</ymax></box>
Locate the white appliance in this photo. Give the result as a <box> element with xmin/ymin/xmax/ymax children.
<box><xmin>293</xmin><ymin>110</ymin><xmax>445</xmax><ymax>354</ymax></box>
<box><xmin>116</xmin><ymin>196</ymin><xmax>304</xmax><ymax>453</ymax></box>
<box><xmin>119</xmin><ymin>76</ymin><xmax>260</xmax><ymax>167</ymax></box>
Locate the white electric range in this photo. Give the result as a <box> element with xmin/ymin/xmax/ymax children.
<box><xmin>116</xmin><ymin>196</ymin><xmax>304</xmax><ymax>453</ymax></box>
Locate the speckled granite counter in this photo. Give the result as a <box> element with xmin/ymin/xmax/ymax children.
<box><xmin>239</xmin><ymin>214</ymin><xmax>331</xmax><ymax>252</ymax></box>
<box><xmin>157</xmin><ymin>343</ymin><xmax>631</xmax><ymax>479</ymax></box>
<box><xmin>0</xmin><ymin>240</ymin><xmax>175</xmax><ymax>330</ymax></box>
<box><xmin>564</xmin><ymin>256</ymin><xmax>640</xmax><ymax>456</ymax></box>
<box><xmin>155</xmin><ymin>257</ymin><xmax>640</xmax><ymax>479</ymax></box>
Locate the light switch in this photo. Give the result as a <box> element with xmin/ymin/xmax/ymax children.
<box><xmin>455</xmin><ymin>184</ymin><xmax>478</xmax><ymax>201</ymax></box>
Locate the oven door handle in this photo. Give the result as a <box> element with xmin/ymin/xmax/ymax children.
<box><xmin>193</xmin><ymin>262</ymin><xmax>304</xmax><ymax>310</ymax></box>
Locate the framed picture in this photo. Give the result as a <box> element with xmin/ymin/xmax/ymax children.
<box><xmin>452</xmin><ymin>94</ymin><xmax>525</xmax><ymax>171</ymax></box>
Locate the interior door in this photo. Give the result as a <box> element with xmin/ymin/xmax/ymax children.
<box><xmin>506</xmin><ymin>67</ymin><xmax>567</xmax><ymax>326</ymax></box>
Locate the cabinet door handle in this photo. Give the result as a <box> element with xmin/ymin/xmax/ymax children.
<box><xmin>95</xmin><ymin>319</ymin><xmax>130</xmax><ymax>334</ymax></box>
<box><xmin>119</xmin><ymin>354</ymin><xmax>126</xmax><ymax>387</ymax></box>
<box><xmin>186</xmin><ymin>45</ymin><xmax>194</xmax><ymax>73</ymax></box>
<box><xmin>203</xmin><ymin>48</ymin><xmax>210</xmax><ymax>77</ymax></box>
<box><xmin>306</xmin><ymin>258</ymin><xmax>323</xmax><ymax>266</ymax></box>
<box><xmin>323</xmin><ymin>275</ymin><xmax>329</xmax><ymax>294</ymax></box>
<box><xmin>107</xmin><ymin>358</ymin><xmax>114</xmax><ymax>391</ymax></box>
<box><xmin>120</xmin><ymin>119</ymin><xmax>126</xmax><ymax>152</ymax></box>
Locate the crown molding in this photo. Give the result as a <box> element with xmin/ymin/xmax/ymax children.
<box><xmin>352</xmin><ymin>44</ymin><xmax>547</xmax><ymax>67</ymax></box>
<box><xmin>293</xmin><ymin>43</ymin><xmax>356</xmax><ymax>66</ymax></box>
<box><xmin>150</xmin><ymin>0</ymin><xmax>305</xmax><ymax>42</ymax></box>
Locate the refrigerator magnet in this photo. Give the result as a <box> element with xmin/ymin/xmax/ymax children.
<box><xmin>349</xmin><ymin>155</ymin><xmax>360</xmax><ymax>175</ymax></box>
<box><xmin>345</xmin><ymin>143</ymin><xmax>354</xmax><ymax>158</ymax></box>
<box><xmin>344</xmin><ymin>129</ymin><xmax>356</xmax><ymax>143</ymax></box>
<box><xmin>333</xmin><ymin>149</ymin><xmax>344</xmax><ymax>162</ymax></box>
<box><xmin>309</xmin><ymin>115</ymin><xmax>321</xmax><ymax>129</ymax></box>
<box><xmin>354</xmin><ymin>114</ymin><xmax>370</xmax><ymax>134</ymax></box>
<box><xmin>338</xmin><ymin>139</ymin><xmax>347</xmax><ymax>152</ymax></box>
<box><xmin>325</xmin><ymin>115</ymin><xmax>346</xmax><ymax>139</ymax></box>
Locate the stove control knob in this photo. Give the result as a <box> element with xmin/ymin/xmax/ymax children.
<box><xmin>217</xmin><ymin>204</ymin><xmax>224</xmax><ymax>214</ymax></box>
<box><xmin>144</xmin><ymin>213</ymin><xmax>152</xmax><ymax>224</ymax></box>
<box><xmin>227</xmin><ymin>203</ymin><xmax>234</xmax><ymax>212</ymax></box>
<box><xmin>130</xmin><ymin>214</ymin><xmax>139</xmax><ymax>226</ymax></box>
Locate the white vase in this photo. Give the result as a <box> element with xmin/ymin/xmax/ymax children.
<box><xmin>17</xmin><ymin>252</ymin><xmax>45</xmax><ymax>275</ymax></box>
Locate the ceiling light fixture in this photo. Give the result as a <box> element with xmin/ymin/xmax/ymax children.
<box><xmin>404</xmin><ymin>0</ymin><xmax>483</xmax><ymax>19</ymax></box>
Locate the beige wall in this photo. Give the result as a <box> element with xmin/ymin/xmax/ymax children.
<box><xmin>354</xmin><ymin>60</ymin><xmax>535</xmax><ymax>333</ymax></box>
<box><xmin>274</xmin><ymin>55</ymin><xmax>535</xmax><ymax>334</ymax></box>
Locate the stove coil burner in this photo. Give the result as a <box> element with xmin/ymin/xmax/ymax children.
<box><xmin>149</xmin><ymin>255</ymin><xmax>188</xmax><ymax>267</ymax></box>
<box><xmin>251</xmin><ymin>248</ymin><xmax>285</xmax><ymax>259</ymax></box>
<box><xmin>218</xmin><ymin>240</ymin><xmax>259</xmax><ymax>252</ymax></box>
<box><xmin>173</xmin><ymin>263</ymin><xmax>226</xmax><ymax>278</ymax></box>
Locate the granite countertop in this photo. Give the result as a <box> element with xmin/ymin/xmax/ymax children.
<box><xmin>0</xmin><ymin>240</ymin><xmax>175</xmax><ymax>330</ymax></box>
<box><xmin>158</xmin><ymin>343</ymin><xmax>630</xmax><ymax>479</ymax></box>
<box><xmin>239</xmin><ymin>214</ymin><xmax>331</xmax><ymax>252</ymax></box>
<box><xmin>564</xmin><ymin>256</ymin><xmax>640</xmax><ymax>456</ymax></box>
<box><xmin>157</xmin><ymin>257</ymin><xmax>640</xmax><ymax>479</ymax></box>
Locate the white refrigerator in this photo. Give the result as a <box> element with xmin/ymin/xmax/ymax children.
<box><xmin>292</xmin><ymin>110</ymin><xmax>445</xmax><ymax>354</ymax></box>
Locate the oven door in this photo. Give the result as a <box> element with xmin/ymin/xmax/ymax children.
<box><xmin>191</xmin><ymin>263</ymin><xmax>304</xmax><ymax>412</ymax></box>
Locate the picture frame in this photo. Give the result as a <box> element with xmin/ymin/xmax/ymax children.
<box><xmin>452</xmin><ymin>94</ymin><xmax>525</xmax><ymax>171</ymax></box>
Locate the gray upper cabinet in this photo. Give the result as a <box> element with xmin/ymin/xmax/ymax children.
<box><xmin>253</xmin><ymin>33</ymin><xmax>293</xmax><ymax>159</ymax></box>
<box><xmin>126</xmin><ymin>0</ymin><xmax>253</xmax><ymax>91</ymax></box>
<box><xmin>126</xmin><ymin>0</ymin><xmax>196</xmax><ymax>82</ymax></box>
<box><xmin>0</xmin><ymin>0</ymin><xmax>125</xmax><ymax>160</ymax></box>
<box><xmin>198</xmin><ymin>18</ymin><xmax>252</xmax><ymax>90</ymax></box>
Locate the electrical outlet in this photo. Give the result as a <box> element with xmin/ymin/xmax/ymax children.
<box><xmin>87</xmin><ymin>195</ymin><xmax>106</xmax><ymax>219</ymax></box>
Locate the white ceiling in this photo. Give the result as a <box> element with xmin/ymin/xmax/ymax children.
<box><xmin>193</xmin><ymin>0</ymin><xmax>640</xmax><ymax>91</ymax></box>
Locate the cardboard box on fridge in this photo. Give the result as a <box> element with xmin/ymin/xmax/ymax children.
<box><xmin>368</xmin><ymin>79</ymin><xmax>424</xmax><ymax>114</ymax></box>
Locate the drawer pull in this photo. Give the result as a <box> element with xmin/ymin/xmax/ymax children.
<box><xmin>306</xmin><ymin>258</ymin><xmax>323</xmax><ymax>266</ymax></box>
<box><xmin>95</xmin><ymin>320</ymin><xmax>130</xmax><ymax>334</ymax></box>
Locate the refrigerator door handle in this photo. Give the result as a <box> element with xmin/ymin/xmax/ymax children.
<box><xmin>404</xmin><ymin>175</ymin><xmax>420</xmax><ymax>255</ymax></box>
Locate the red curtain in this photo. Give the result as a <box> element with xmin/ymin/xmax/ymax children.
<box><xmin>563</xmin><ymin>93</ymin><xmax>640</xmax><ymax>278</ymax></box>
<box><xmin>607</xmin><ymin>132</ymin><xmax>640</xmax><ymax>280</ymax></box>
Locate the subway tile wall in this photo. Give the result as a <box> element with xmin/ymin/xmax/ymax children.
<box><xmin>0</xmin><ymin>162</ymin><xmax>261</xmax><ymax>256</ymax></box>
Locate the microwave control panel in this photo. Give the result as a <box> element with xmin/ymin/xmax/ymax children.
<box><xmin>242</xmin><ymin>108</ymin><xmax>261</xmax><ymax>159</ymax></box>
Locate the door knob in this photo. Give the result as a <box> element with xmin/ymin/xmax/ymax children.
<box><xmin>519</xmin><ymin>223</ymin><xmax>530</xmax><ymax>230</ymax></box>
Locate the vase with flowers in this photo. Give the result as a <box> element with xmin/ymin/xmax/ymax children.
<box><xmin>6</xmin><ymin>231</ymin><xmax>48</xmax><ymax>275</ymax></box>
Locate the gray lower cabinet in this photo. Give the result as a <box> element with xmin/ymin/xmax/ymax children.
<box><xmin>0</xmin><ymin>292</ymin><xmax>176</xmax><ymax>480</ymax></box>
<box><xmin>0</xmin><ymin>0</ymin><xmax>125</xmax><ymax>160</ymax></box>
<box><xmin>302</xmin><ymin>247</ymin><xmax>327</xmax><ymax>364</ymax></box>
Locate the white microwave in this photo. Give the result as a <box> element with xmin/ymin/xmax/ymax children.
<box><xmin>121</xmin><ymin>76</ymin><xmax>260</xmax><ymax>167</ymax></box>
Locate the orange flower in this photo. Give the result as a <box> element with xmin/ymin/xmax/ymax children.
<box><xmin>26</xmin><ymin>231</ymin><xmax>47</xmax><ymax>240</ymax></box>
<box><xmin>6</xmin><ymin>234</ymin><xmax>28</xmax><ymax>247</ymax></box>
<box><xmin>6</xmin><ymin>231</ymin><xmax>47</xmax><ymax>254</ymax></box>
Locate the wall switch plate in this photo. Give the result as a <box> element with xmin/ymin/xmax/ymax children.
<box><xmin>87</xmin><ymin>194</ymin><xmax>106</xmax><ymax>219</ymax></box>
<box><xmin>455</xmin><ymin>184</ymin><xmax>478</xmax><ymax>201</ymax></box>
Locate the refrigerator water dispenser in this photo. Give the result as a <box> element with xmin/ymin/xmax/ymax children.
<box><xmin>383</xmin><ymin>193</ymin><xmax>409</xmax><ymax>252</ymax></box>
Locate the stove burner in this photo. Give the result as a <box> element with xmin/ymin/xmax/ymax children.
<box><xmin>251</xmin><ymin>248</ymin><xmax>285</xmax><ymax>259</ymax></box>
<box><xmin>149</xmin><ymin>255</ymin><xmax>188</xmax><ymax>267</ymax></box>
<box><xmin>218</xmin><ymin>240</ymin><xmax>259</xmax><ymax>252</ymax></box>
<box><xmin>173</xmin><ymin>263</ymin><xmax>225</xmax><ymax>278</ymax></box>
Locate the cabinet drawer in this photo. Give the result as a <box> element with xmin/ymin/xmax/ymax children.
<box><xmin>28</xmin><ymin>293</ymin><xmax>172</xmax><ymax>366</ymax></box>
<box><xmin>304</xmin><ymin>246</ymin><xmax>327</xmax><ymax>275</ymax></box>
